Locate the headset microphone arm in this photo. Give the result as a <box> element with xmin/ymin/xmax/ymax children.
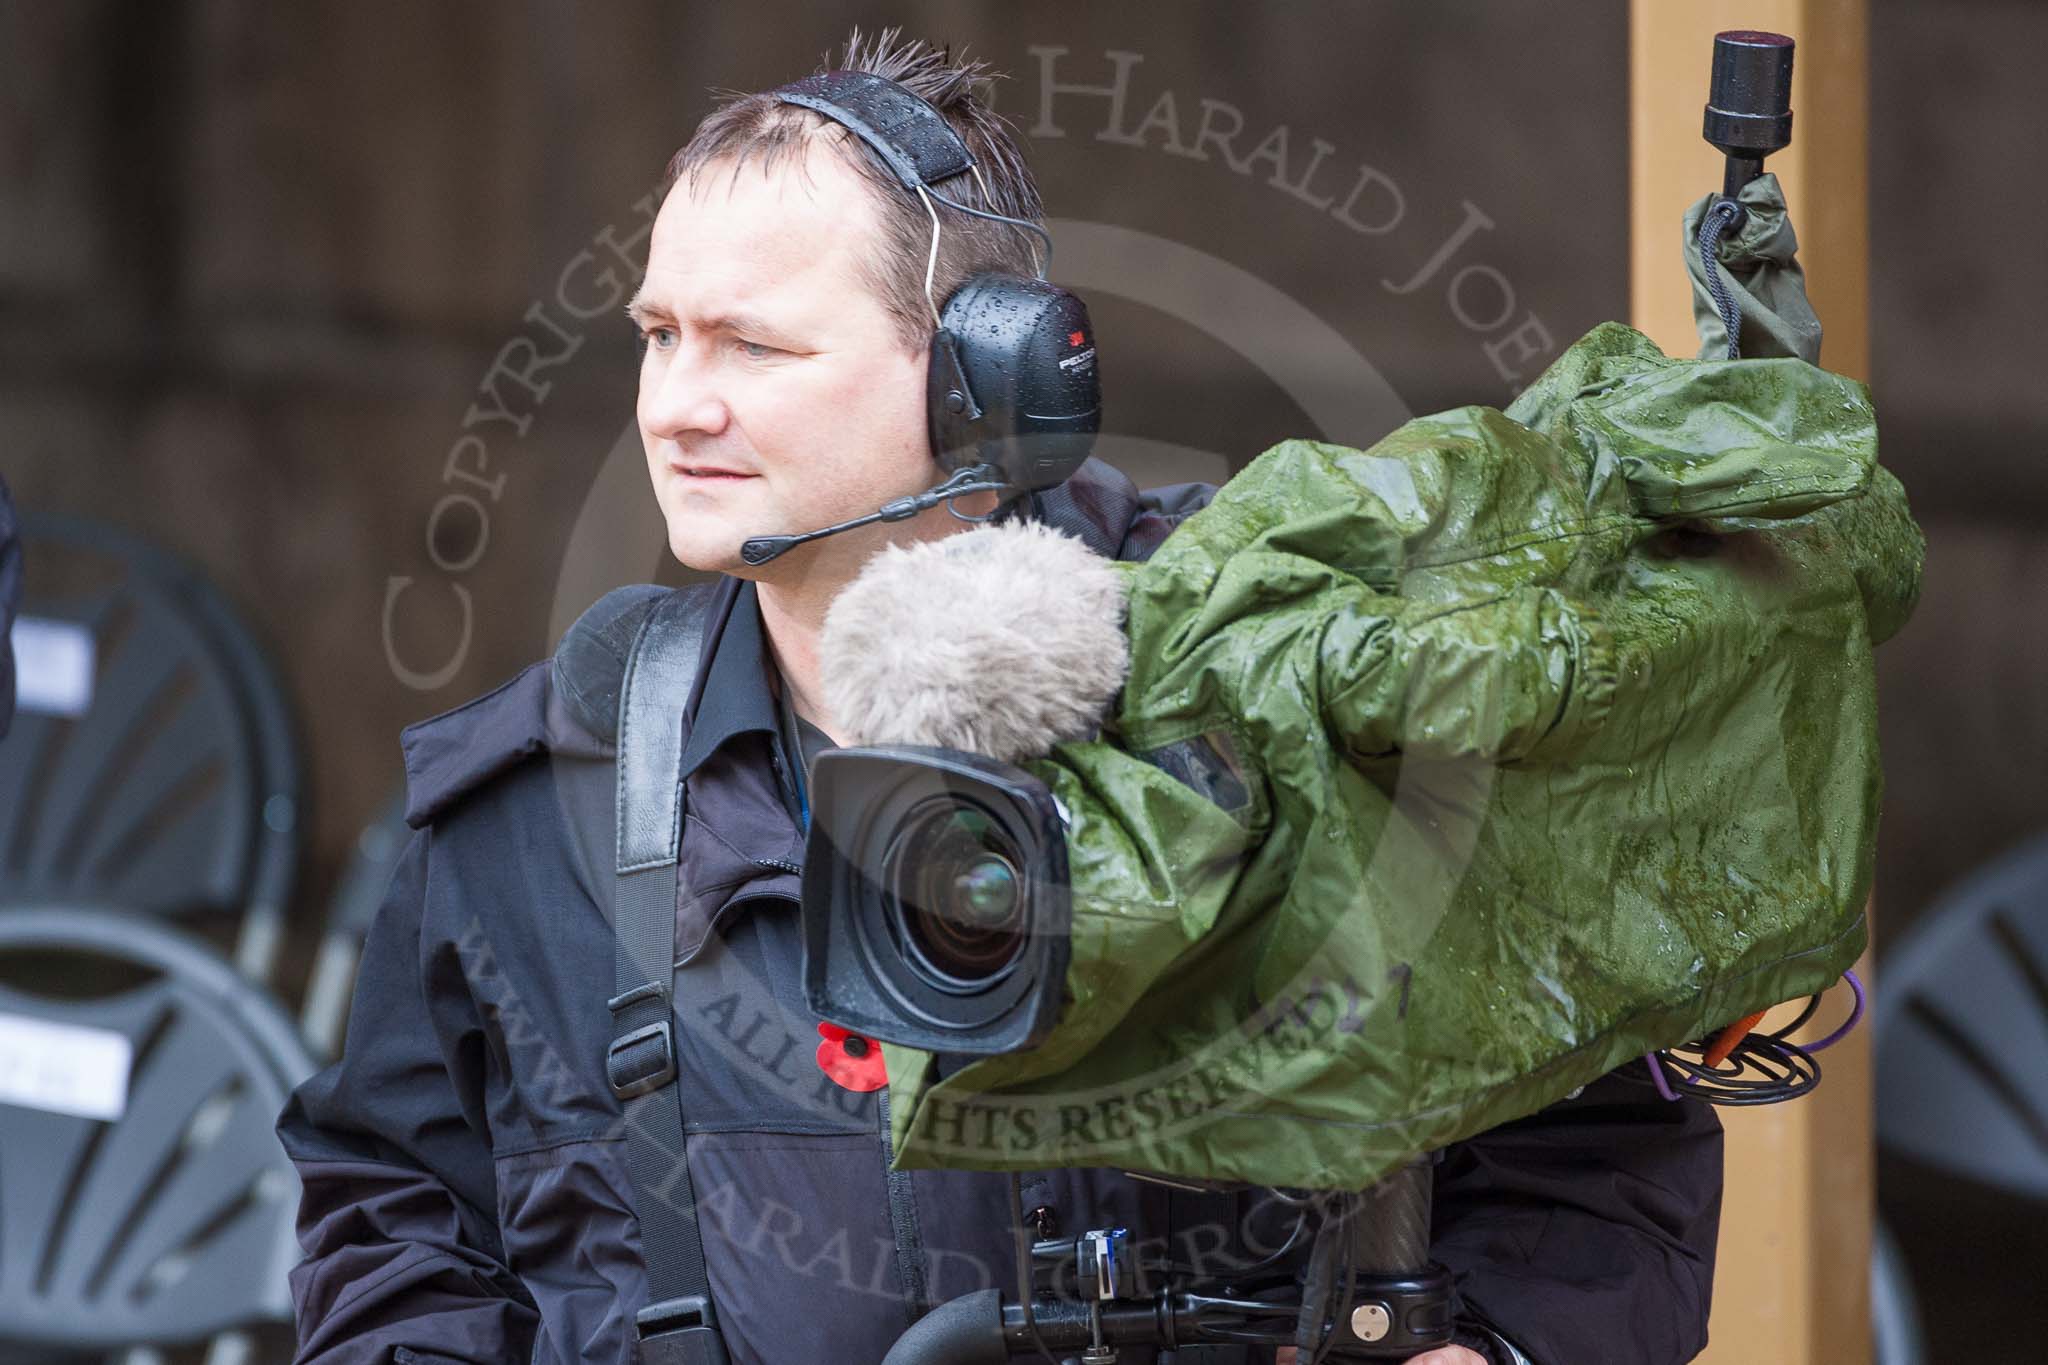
<box><xmin>739</xmin><ymin>463</ymin><xmax>1012</xmax><ymax>566</ymax></box>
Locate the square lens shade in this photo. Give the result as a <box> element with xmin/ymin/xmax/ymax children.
<box><xmin>800</xmin><ymin>745</ymin><xmax>1071</xmax><ymax>1056</ymax></box>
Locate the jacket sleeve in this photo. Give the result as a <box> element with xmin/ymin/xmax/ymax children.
<box><xmin>1430</xmin><ymin>1067</ymin><xmax>1723</xmax><ymax>1365</ymax></box>
<box><xmin>275</xmin><ymin>826</ymin><xmax>539</xmax><ymax>1363</ymax></box>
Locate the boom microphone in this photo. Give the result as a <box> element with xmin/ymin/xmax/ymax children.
<box><xmin>738</xmin><ymin>463</ymin><xmax>1012</xmax><ymax>566</ymax></box>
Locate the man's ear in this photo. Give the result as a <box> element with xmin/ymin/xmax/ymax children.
<box><xmin>820</xmin><ymin>520</ymin><xmax>1129</xmax><ymax>764</ymax></box>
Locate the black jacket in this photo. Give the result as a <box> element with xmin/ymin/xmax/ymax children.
<box><xmin>276</xmin><ymin>459</ymin><xmax>1723</xmax><ymax>1364</ymax></box>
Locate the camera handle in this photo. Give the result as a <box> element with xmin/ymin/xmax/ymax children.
<box><xmin>882</xmin><ymin>1160</ymin><xmax>1453</xmax><ymax>1364</ymax></box>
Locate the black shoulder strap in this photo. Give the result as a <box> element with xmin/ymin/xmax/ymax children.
<box><xmin>602</xmin><ymin>585</ymin><xmax>730</xmax><ymax>1365</ymax></box>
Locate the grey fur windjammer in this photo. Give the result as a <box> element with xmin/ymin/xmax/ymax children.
<box><xmin>820</xmin><ymin>519</ymin><xmax>1130</xmax><ymax>764</ymax></box>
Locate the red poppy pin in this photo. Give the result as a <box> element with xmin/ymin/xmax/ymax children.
<box><xmin>815</xmin><ymin>1021</ymin><xmax>888</xmax><ymax>1092</ymax></box>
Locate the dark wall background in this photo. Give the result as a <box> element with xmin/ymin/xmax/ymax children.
<box><xmin>2</xmin><ymin>1</ymin><xmax>2044</xmax><ymax>1353</ymax></box>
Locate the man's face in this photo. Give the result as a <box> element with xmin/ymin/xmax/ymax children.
<box><xmin>631</xmin><ymin>145</ymin><xmax>941</xmax><ymax>583</ymax></box>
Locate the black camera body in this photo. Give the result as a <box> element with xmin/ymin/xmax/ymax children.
<box><xmin>800</xmin><ymin>746</ymin><xmax>1073</xmax><ymax>1056</ymax></box>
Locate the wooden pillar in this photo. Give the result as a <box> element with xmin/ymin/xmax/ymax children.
<box><xmin>1628</xmin><ymin>4</ymin><xmax>1872</xmax><ymax>1364</ymax></box>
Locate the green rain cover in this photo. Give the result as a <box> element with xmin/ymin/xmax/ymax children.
<box><xmin>877</xmin><ymin>319</ymin><xmax>1924</xmax><ymax>1191</ymax></box>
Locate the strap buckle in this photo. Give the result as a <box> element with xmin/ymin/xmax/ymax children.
<box><xmin>636</xmin><ymin>1295</ymin><xmax>729</xmax><ymax>1365</ymax></box>
<box><xmin>606</xmin><ymin>1020</ymin><xmax>677</xmax><ymax>1100</ymax></box>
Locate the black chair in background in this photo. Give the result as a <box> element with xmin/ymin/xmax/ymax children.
<box><xmin>297</xmin><ymin>792</ymin><xmax>409</xmax><ymax>1060</ymax></box>
<box><xmin>0</xmin><ymin>910</ymin><xmax>314</xmax><ymax>1358</ymax></box>
<box><xmin>1</xmin><ymin>515</ymin><xmax>310</xmax><ymax>1361</ymax></box>
<box><xmin>1873</xmin><ymin>831</ymin><xmax>2048</xmax><ymax>1365</ymax></box>
<box><xmin>0</xmin><ymin>514</ymin><xmax>302</xmax><ymax>984</ymax></box>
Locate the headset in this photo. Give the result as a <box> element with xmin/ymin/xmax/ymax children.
<box><xmin>738</xmin><ymin>70</ymin><xmax>1102</xmax><ymax>565</ymax></box>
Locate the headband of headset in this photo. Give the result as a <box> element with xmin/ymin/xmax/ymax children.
<box><xmin>768</xmin><ymin>70</ymin><xmax>1100</xmax><ymax>493</ymax></box>
<box><xmin>773</xmin><ymin>70</ymin><xmax>974</xmax><ymax>191</ymax></box>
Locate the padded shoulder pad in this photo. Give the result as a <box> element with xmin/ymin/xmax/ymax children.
<box><xmin>399</xmin><ymin>583</ymin><xmax>716</xmax><ymax>830</ymax></box>
<box><xmin>550</xmin><ymin>583</ymin><xmax>675</xmax><ymax>744</ymax></box>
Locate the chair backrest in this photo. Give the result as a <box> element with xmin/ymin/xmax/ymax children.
<box><xmin>1874</xmin><ymin>831</ymin><xmax>2048</xmax><ymax>1198</ymax></box>
<box><xmin>0</xmin><ymin>908</ymin><xmax>316</xmax><ymax>1348</ymax></box>
<box><xmin>299</xmin><ymin>790</ymin><xmax>410</xmax><ymax>1059</ymax></box>
<box><xmin>1870</xmin><ymin>1217</ymin><xmax>1927</xmax><ymax>1365</ymax></box>
<box><xmin>0</xmin><ymin>515</ymin><xmax>302</xmax><ymax>981</ymax></box>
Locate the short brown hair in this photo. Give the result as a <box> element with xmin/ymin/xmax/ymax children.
<box><xmin>662</xmin><ymin>26</ymin><xmax>1045</xmax><ymax>352</ymax></box>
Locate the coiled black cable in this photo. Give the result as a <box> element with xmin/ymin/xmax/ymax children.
<box><xmin>1638</xmin><ymin>1020</ymin><xmax>1824</xmax><ymax>1106</ymax></box>
<box><xmin>1698</xmin><ymin>198</ymin><xmax>1747</xmax><ymax>360</ymax></box>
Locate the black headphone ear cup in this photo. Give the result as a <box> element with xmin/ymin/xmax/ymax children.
<box><xmin>926</xmin><ymin>273</ymin><xmax>1100</xmax><ymax>491</ymax></box>
<box><xmin>926</xmin><ymin>326</ymin><xmax>983</xmax><ymax>473</ymax></box>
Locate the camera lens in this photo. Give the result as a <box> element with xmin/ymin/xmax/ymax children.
<box><xmin>803</xmin><ymin>746</ymin><xmax>1074</xmax><ymax>1054</ymax></box>
<box><xmin>885</xmin><ymin>799</ymin><xmax>1029</xmax><ymax>989</ymax></box>
<box><xmin>953</xmin><ymin>856</ymin><xmax>1019</xmax><ymax>924</ymax></box>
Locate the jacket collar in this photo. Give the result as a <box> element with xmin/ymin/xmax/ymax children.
<box><xmin>1016</xmin><ymin>455</ymin><xmax>1207</xmax><ymax>564</ymax></box>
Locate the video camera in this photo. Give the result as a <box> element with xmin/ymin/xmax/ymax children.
<box><xmin>786</xmin><ymin>26</ymin><xmax>1859</xmax><ymax>1358</ymax></box>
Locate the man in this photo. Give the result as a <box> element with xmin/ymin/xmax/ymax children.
<box><xmin>278</xmin><ymin>30</ymin><xmax>1721</xmax><ymax>1365</ymax></box>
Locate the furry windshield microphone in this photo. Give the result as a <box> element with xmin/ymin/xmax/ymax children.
<box><xmin>819</xmin><ymin>520</ymin><xmax>1131</xmax><ymax>764</ymax></box>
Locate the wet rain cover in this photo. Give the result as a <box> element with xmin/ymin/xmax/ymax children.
<box><xmin>1685</xmin><ymin>172</ymin><xmax>1823</xmax><ymax>365</ymax></box>
<box><xmin>881</xmin><ymin>319</ymin><xmax>1924</xmax><ymax>1191</ymax></box>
